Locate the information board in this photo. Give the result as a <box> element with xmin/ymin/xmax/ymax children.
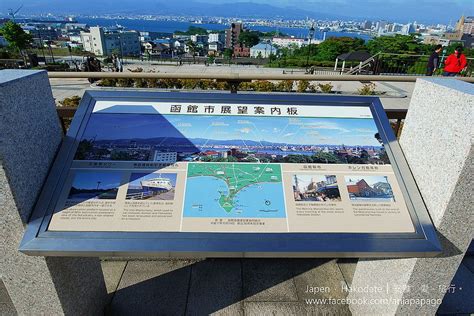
<box><xmin>20</xmin><ymin>91</ymin><xmax>441</xmax><ymax>257</ymax></box>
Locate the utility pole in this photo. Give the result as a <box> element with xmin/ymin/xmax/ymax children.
<box><xmin>305</xmin><ymin>22</ymin><xmax>315</xmax><ymax>71</ymax></box>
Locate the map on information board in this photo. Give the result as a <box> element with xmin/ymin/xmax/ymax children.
<box><xmin>183</xmin><ymin>163</ymin><xmax>285</xmax><ymax>218</ymax></box>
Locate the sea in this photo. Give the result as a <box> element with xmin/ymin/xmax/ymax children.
<box><xmin>183</xmin><ymin>176</ymin><xmax>286</xmax><ymax>218</ymax></box>
<box><xmin>76</xmin><ymin>17</ymin><xmax>371</xmax><ymax>41</ymax></box>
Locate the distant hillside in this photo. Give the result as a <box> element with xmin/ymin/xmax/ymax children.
<box><xmin>0</xmin><ymin>0</ymin><xmax>344</xmax><ymax>20</ymax></box>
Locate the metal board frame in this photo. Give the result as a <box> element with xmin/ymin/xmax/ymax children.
<box><xmin>20</xmin><ymin>91</ymin><xmax>441</xmax><ymax>257</ymax></box>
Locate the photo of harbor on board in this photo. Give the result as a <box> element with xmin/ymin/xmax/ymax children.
<box><xmin>126</xmin><ymin>172</ymin><xmax>177</xmax><ymax>200</ymax></box>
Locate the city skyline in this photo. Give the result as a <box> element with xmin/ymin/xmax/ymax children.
<box><xmin>0</xmin><ymin>0</ymin><xmax>471</xmax><ymax>24</ymax></box>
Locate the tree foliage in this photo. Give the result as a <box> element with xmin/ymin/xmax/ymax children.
<box><xmin>175</xmin><ymin>26</ymin><xmax>208</xmax><ymax>36</ymax></box>
<box><xmin>238</xmin><ymin>31</ymin><xmax>260</xmax><ymax>47</ymax></box>
<box><xmin>314</xmin><ymin>37</ymin><xmax>365</xmax><ymax>61</ymax></box>
<box><xmin>0</xmin><ymin>21</ymin><xmax>32</xmax><ymax>52</ymax></box>
<box><xmin>366</xmin><ymin>34</ymin><xmax>427</xmax><ymax>55</ymax></box>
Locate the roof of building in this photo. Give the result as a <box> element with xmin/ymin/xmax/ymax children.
<box><xmin>336</xmin><ymin>51</ymin><xmax>371</xmax><ymax>61</ymax></box>
<box><xmin>250</xmin><ymin>42</ymin><xmax>276</xmax><ymax>50</ymax></box>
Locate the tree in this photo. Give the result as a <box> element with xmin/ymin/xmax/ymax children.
<box><xmin>314</xmin><ymin>37</ymin><xmax>365</xmax><ymax>61</ymax></box>
<box><xmin>223</xmin><ymin>48</ymin><xmax>233</xmax><ymax>63</ymax></box>
<box><xmin>0</xmin><ymin>21</ymin><xmax>32</xmax><ymax>63</ymax></box>
<box><xmin>238</xmin><ymin>31</ymin><xmax>260</xmax><ymax>48</ymax></box>
<box><xmin>366</xmin><ymin>34</ymin><xmax>422</xmax><ymax>55</ymax></box>
<box><xmin>175</xmin><ymin>26</ymin><xmax>208</xmax><ymax>36</ymax></box>
<box><xmin>186</xmin><ymin>40</ymin><xmax>197</xmax><ymax>63</ymax></box>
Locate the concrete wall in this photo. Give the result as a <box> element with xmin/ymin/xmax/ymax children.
<box><xmin>348</xmin><ymin>78</ymin><xmax>473</xmax><ymax>315</ymax></box>
<box><xmin>0</xmin><ymin>70</ymin><xmax>107</xmax><ymax>315</ymax></box>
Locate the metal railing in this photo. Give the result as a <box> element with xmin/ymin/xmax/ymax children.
<box><xmin>49</xmin><ymin>71</ymin><xmax>471</xmax><ymax>135</ymax></box>
<box><xmin>47</xmin><ymin>72</ymin><xmax>474</xmax><ymax>82</ymax></box>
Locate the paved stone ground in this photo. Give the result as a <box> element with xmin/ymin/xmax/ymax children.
<box><xmin>102</xmin><ymin>258</ymin><xmax>353</xmax><ymax>315</ymax></box>
<box><xmin>100</xmin><ymin>255</ymin><xmax>474</xmax><ymax>315</ymax></box>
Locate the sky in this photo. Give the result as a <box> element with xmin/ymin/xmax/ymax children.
<box><xmin>82</xmin><ymin>113</ymin><xmax>381</xmax><ymax>146</ymax></box>
<box><xmin>292</xmin><ymin>174</ymin><xmax>335</xmax><ymax>189</ymax></box>
<box><xmin>0</xmin><ymin>0</ymin><xmax>471</xmax><ymax>24</ymax></box>
<box><xmin>344</xmin><ymin>175</ymin><xmax>389</xmax><ymax>186</ymax></box>
<box><xmin>71</xmin><ymin>171</ymin><xmax>122</xmax><ymax>190</ymax></box>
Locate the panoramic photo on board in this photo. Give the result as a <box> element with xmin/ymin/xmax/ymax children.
<box><xmin>74</xmin><ymin>112</ymin><xmax>390</xmax><ymax>164</ymax></box>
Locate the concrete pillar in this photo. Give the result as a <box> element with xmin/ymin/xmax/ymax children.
<box><xmin>341</xmin><ymin>60</ymin><xmax>346</xmax><ymax>73</ymax></box>
<box><xmin>348</xmin><ymin>78</ymin><xmax>473</xmax><ymax>315</ymax></box>
<box><xmin>334</xmin><ymin>58</ymin><xmax>338</xmax><ymax>71</ymax></box>
<box><xmin>0</xmin><ymin>70</ymin><xmax>107</xmax><ymax>315</ymax></box>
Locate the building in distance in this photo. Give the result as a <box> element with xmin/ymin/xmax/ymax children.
<box><xmin>80</xmin><ymin>26</ymin><xmax>140</xmax><ymax>56</ymax></box>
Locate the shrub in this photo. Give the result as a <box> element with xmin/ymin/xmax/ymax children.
<box><xmin>116</xmin><ymin>78</ymin><xmax>134</xmax><ymax>87</ymax></box>
<box><xmin>134</xmin><ymin>78</ymin><xmax>148</xmax><ymax>88</ymax></box>
<box><xmin>238</xmin><ymin>81</ymin><xmax>255</xmax><ymax>91</ymax></box>
<box><xmin>253</xmin><ymin>80</ymin><xmax>275</xmax><ymax>92</ymax></box>
<box><xmin>358</xmin><ymin>82</ymin><xmax>376</xmax><ymax>95</ymax></box>
<box><xmin>97</xmin><ymin>78</ymin><xmax>117</xmax><ymax>87</ymax></box>
<box><xmin>197</xmin><ymin>79</ymin><xmax>215</xmax><ymax>90</ymax></box>
<box><xmin>317</xmin><ymin>82</ymin><xmax>334</xmax><ymax>93</ymax></box>
<box><xmin>297</xmin><ymin>80</ymin><xmax>310</xmax><ymax>93</ymax></box>
<box><xmin>215</xmin><ymin>81</ymin><xmax>230</xmax><ymax>90</ymax></box>
<box><xmin>59</xmin><ymin>95</ymin><xmax>81</xmax><ymax>107</ymax></box>
<box><xmin>276</xmin><ymin>80</ymin><xmax>294</xmax><ymax>92</ymax></box>
<box><xmin>181</xmin><ymin>79</ymin><xmax>200</xmax><ymax>89</ymax></box>
<box><xmin>146</xmin><ymin>78</ymin><xmax>160</xmax><ymax>88</ymax></box>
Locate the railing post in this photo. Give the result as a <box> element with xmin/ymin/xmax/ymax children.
<box><xmin>228</xmin><ymin>80</ymin><xmax>241</xmax><ymax>93</ymax></box>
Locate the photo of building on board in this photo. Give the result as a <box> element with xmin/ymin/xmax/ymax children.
<box><xmin>344</xmin><ymin>175</ymin><xmax>395</xmax><ymax>202</ymax></box>
<box><xmin>292</xmin><ymin>174</ymin><xmax>342</xmax><ymax>202</ymax></box>
<box><xmin>74</xmin><ymin>113</ymin><xmax>390</xmax><ymax>165</ymax></box>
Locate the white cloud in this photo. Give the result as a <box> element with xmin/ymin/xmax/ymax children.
<box><xmin>176</xmin><ymin>122</ymin><xmax>192</xmax><ymax>127</ymax></box>
<box><xmin>238</xmin><ymin>127</ymin><xmax>251</xmax><ymax>134</ymax></box>
<box><xmin>237</xmin><ymin>120</ymin><xmax>251</xmax><ymax>125</ymax></box>
<box><xmin>211</xmin><ymin>121</ymin><xmax>229</xmax><ymax>126</ymax></box>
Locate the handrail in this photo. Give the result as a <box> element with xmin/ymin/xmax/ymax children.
<box><xmin>47</xmin><ymin>72</ymin><xmax>474</xmax><ymax>83</ymax></box>
<box><xmin>346</xmin><ymin>52</ymin><xmax>381</xmax><ymax>75</ymax></box>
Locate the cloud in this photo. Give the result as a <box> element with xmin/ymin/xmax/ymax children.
<box><xmin>355</xmin><ymin>128</ymin><xmax>375</xmax><ymax>133</ymax></box>
<box><xmin>303</xmin><ymin>122</ymin><xmax>350</xmax><ymax>133</ymax></box>
<box><xmin>237</xmin><ymin>120</ymin><xmax>252</xmax><ymax>124</ymax></box>
<box><xmin>237</xmin><ymin>127</ymin><xmax>251</xmax><ymax>134</ymax></box>
<box><xmin>176</xmin><ymin>122</ymin><xmax>192</xmax><ymax>127</ymax></box>
<box><xmin>283</xmin><ymin>132</ymin><xmax>296</xmax><ymax>137</ymax></box>
<box><xmin>211</xmin><ymin>121</ymin><xmax>229</xmax><ymax>126</ymax></box>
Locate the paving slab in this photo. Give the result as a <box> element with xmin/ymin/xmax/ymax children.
<box><xmin>336</xmin><ymin>258</ymin><xmax>358</xmax><ymax>287</ymax></box>
<box><xmin>0</xmin><ymin>279</ymin><xmax>16</xmax><ymax>316</ymax></box>
<box><xmin>101</xmin><ymin>260</ymin><xmax>127</xmax><ymax>294</ymax></box>
<box><xmin>462</xmin><ymin>256</ymin><xmax>474</xmax><ymax>274</ymax></box>
<box><xmin>242</xmin><ymin>259</ymin><xmax>302</xmax><ymax>302</ymax></box>
<box><xmin>438</xmin><ymin>263</ymin><xmax>474</xmax><ymax>314</ymax></box>
<box><xmin>108</xmin><ymin>260</ymin><xmax>195</xmax><ymax>316</ymax></box>
<box><xmin>293</xmin><ymin>259</ymin><xmax>347</xmax><ymax>301</ymax></box>
<box><xmin>185</xmin><ymin>259</ymin><xmax>243</xmax><ymax>316</ymax></box>
<box><xmin>244</xmin><ymin>301</ymin><xmax>351</xmax><ymax>316</ymax></box>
